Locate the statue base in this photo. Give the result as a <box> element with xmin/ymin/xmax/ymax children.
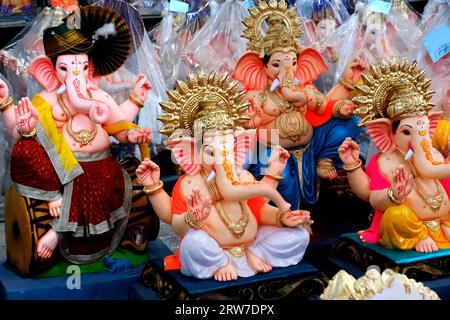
<box><xmin>140</xmin><ymin>239</ymin><xmax>328</xmax><ymax>300</ymax></box>
<box><xmin>329</xmin><ymin>233</ymin><xmax>450</xmax><ymax>299</ymax></box>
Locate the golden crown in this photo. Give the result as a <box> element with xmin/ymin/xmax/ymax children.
<box><xmin>352</xmin><ymin>59</ymin><xmax>435</xmax><ymax>125</ymax></box>
<box><xmin>242</xmin><ymin>0</ymin><xmax>302</xmax><ymax>58</ymax></box>
<box><xmin>157</xmin><ymin>72</ymin><xmax>250</xmax><ymax>138</ymax></box>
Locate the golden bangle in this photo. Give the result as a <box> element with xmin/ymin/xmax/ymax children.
<box><xmin>126</xmin><ymin>127</ymin><xmax>140</xmax><ymax>138</ymax></box>
<box><xmin>265</xmin><ymin>168</ymin><xmax>284</xmax><ymax>181</ymax></box>
<box><xmin>143</xmin><ymin>180</ymin><xmax>164</xmax><ymax>195</ymax></box>
<box><xmin>129</xmin><ymin>93</ymin><xmax>144</xmax><ymax>108</ymax></box>
<box><xmin>339</xmin><ymin>78</ymin><xmax>356</xmax><ymax>91</ymax></box>
<box><xmin>387</xmin><ymin>186</ymin><xmax>404</xmax><ymax>205</ymax></box>
<box><xmin>184</xmin><ymin>210</ymin><xmax>206</xmax><ymax>229</ymax></box>
<box><xmin>17</xmin><ymin>126</ymin><xmax>37</xmax><ymax>138</ymax></box>
<box><xmin>343</xmin><ymin>159</ymin><xmax>362</xmax><ymax>172</ymax></box>
<box><xmin>0</xmin><ymin>96</ymin><xmax>13</xmax><ymax>113</ymax></box>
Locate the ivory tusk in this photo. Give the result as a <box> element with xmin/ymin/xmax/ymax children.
<box><xmin>270</xmin><ymin>78</ymin><xmax>281</xmax><ymax>92</ymax></box>
<box><xmin>405</xmin><ymin>148</ymin><xmax>414</xmax><ymax>161</ymax></box>
<box><xmin>207</xmin><ymin>170</ymin><xmax>216</xmax><ymax>182</ymax></box>
<box><xmin>56</xmin><ymin>84</ymin><xmax>66</xmax><ymax>94</ymax></box>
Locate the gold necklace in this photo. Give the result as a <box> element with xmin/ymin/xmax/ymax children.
<box><xmin>214</xmin><ymin>201</ymin><xmax>249</xmax><ymax>239</ymax></box>
<box><xmin>57</xmin><ymin>94</ymin><xmax>97</xmax><ymax>145</ymax></box>
<box><xmin>201</xmin><ymin>170</ymin><xmax>248</xmax><ymax>238</ymax></box>
<box><xmin>266</xmin><ymin>89</ymin><xmax>308</xmax><ymax>142</ymax></box>
<box><xmin>395</xmin><ymin>149</ymin><xmax>444</xmax><ymax>212</ymax></box>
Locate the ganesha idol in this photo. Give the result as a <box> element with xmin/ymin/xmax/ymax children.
<box><xmin>0</xmin><ymin>6</ymin><xmax>154</xmax><ymax>268</ymax></box>
<box><xmin>135</xmin><ymin>71</ymin><xmax>312</xmax><ymax>281</ymax></box>
<box><xmin>338</xmin><ymin>59</ymin><xmax>450</xmax><ymax>252</ymax></box>
<box><xmin>233</xmin><ymin>0</ymin><xmax>366</xmax><ymax>209</ymax></box>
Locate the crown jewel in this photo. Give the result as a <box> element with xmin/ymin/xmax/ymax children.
<box><xmin>242</xmin><ymin>0</ymin><xmax>303</xmax><ymax>58</ymax></box>
<box><xmin>352</xmin><ymin>59</ymin><xmax>435</xmax><ymax>125</ymax></box>
<box><xmin>157</xmin><ymin>71</ymin><xmax>250</xmax><ymax>138</ymax></box>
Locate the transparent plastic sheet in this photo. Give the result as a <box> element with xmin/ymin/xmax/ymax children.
<box><xmin>295</xmin><ymin>0</ymin><xmax>350</xmax><ymax>91</ymax></box>
<box><xmin>1</xmin><ymin>7</ymin><xmax>62</xmax><ymax>100</ymax></box>
<box><xmin>148</xmin><ymin>9</ymin><xmax>186</xmax><ymax>64</ymax></box>
<box><xmin>411</xmin><ymin>5</ymin><xmax>450</xmax><ymax>114</ymax></box>
<box><xmin>93</xmin><ymin>0</ymin><xmax>168</xmax><ymax>148</ymax></box>
<box><xmin>421</xmin><ymin>0</ymin><xmax>449</xmax><ymax>29</ymax></box>
<box><xmin>390</xmin><ymin>0</ymin><xmax>420</xmax><ymax>24</ymax></box>
<box><xmin>158</xmin><ymin>0</ymin><xmax>213</xmax><ymax>88</ymax></box>
<box><xmin>328</xmin><ymin>3</ymin><xmax>422</xmax><ymax>87</ymax></box>
<box><xmin>0</xmin><ymin>74</ymin><xmax>14</xmax><ymax>219</ymax></box>
<box><xmin>0</xmin><ymin>0</ymin><xmax>37</xmax><ymax>21</ymax></box>
<box><xmin>127</xmin><ymin>0</ymin><xmax>168</xmax><ymax>15</ymax></box>
<box><xmin>174</xmin><ymin>0</ymin><xmax>248</xmax><ymax>80</ymax></box>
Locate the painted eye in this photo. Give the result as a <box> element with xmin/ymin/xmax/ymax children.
<box><xmin>84</xmin><ymin>65</ymin><xmax>88</xmax><ymax>71</ymax></box>
<box><xmin>401</xmin><ymin>129</ymin><xmax>411</xmax><ymax>136</ymax></box>
<box><xmin>272</xmin><ymin>63</ymin><xmax>279</xmax><ymax>68</ymax></box>
<box><xmin>60</xmin><ymin>66</ymin><xmax>67</xmax><ymax>71</ymax></box>
<box><xmin>293</xmin><ymin>61</ymin><xmax>297</xmax><ymax>66</ymax></box>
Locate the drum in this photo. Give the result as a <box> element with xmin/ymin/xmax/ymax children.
<box><xmin>5</xmin><ymin>156</ymin><xmax>160</xmax><ymax>276</ymax></box>
<box><xmin>120</xmin><ymin>157</ymin><xmax>160</xmax><ymax>253</ymax></box>
<box><xmin>5</xmin><ymin>186</ymin><xmax>57</xmax><ymax>276</ymax></box>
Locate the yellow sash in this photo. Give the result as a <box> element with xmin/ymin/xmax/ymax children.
<box><xmin>32</xmin><ymin>94</ymin><xmax>79</xmax><ymax>174</ymax></box>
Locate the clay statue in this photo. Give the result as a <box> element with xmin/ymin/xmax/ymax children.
<box><xmin>136</xmin><ymin>71</ymin><xmax>312</xmax><ymax>281</ymax></box>
<box><xmin>233</xmin><ymin>0</ymin><xmax>366</xmax><ymax>209</ymax></box>
<box><xmin>0</xmin><ymin>6</ymin><xmax>153</xmax><ymax>266</ymax></box>
<box><xmin>338</xmin><ymin>59</ymin><xmax>450</xmax><ymax>251</ymax></box>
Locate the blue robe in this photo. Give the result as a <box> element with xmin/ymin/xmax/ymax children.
<box><xmin>244</xmin><ymin>116</ymin><xmax>362</xmax><ymax>209</ymax></box>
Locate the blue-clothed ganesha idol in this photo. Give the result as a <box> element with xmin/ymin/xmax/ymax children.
<box><xmin>233</xmin><ymin>0</ymin><xmax>364</xmax><ymax>209</ymax></box>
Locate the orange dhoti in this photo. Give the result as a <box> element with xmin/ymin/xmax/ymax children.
<box><xmin>379</xmin><ymin>204</ymin><xmax>450</xmax><ymax>250</ymax></box>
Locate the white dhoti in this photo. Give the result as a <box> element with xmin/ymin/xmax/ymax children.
<box><xmin>179</xmin><ymin>226</ymin><xmax>310</xmax><ymax>279</ymax></box>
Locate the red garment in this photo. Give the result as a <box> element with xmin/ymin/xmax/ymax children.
<box><xmin>164</xmin><ymin>174</ymin><xmax>266</xmax><ymax>270</ymax></box>
<box><xmin>11</xmin><ymin>139</ymin><xmax>126</xmax><ymax>257</ymax></box>
<box><xmin>305</xmin><ymin>99</ymin><xmax>338</xmax><ymax>127</ymax></box>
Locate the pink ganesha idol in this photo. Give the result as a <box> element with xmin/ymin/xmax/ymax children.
<box><xmin>338</xmin><ymin>59</ymin><xmax>450</xmax><ymax>252</ymax></box>
<box><xmin>0</xmin><ymin>6</ymin><xmax>153</xmax><ymax>265</ymax></box>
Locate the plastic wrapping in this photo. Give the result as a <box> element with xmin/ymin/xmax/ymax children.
<box><xmin>328</xmin><ymin>3</ymin><xmax>422</xmax><ymax>87</ymax></box>
<box><xmin>0</xmin><ymin>74</ymin><xmax>14</xmax><ymax>219</ymax></box>
<box><xmin>295</xmin><ymin>0</ymin><xmax>350</xmax><ymax>91</ymax></box>
<box><xmin>390</xmin><ymin>0</ymin><xmax>420</xmax><ymax>24</ymax></box>
<box><xmin>411</xmin><ymin>5</ymin><xmax>450</xmax><ymax>157</ymax></box>
<box><xmin>421</xmin><ymin>0</ymin><xmax>449</xmax><ymax>29</ymax></box>
<box><xmin>130</xmin><ymin>0</ymin><xmax>168</xmax><ymax>15</ymax></box>
<box><xmin>93</xmin><ymin>0</ymin><xmax>168</xmax><ymax>146</ymax></box>
<box><xmin>0</xmin><ymin>0</ymin><xmax>37</xmax><ymax>21</ymax></box>
<box><xmin>158</xmin><ymin>0</ymin><xmax>213</xmax><ymax>88</ymax></box>
<box><xmin>174</xmin><ymin>0</ymin><xmax>248</xmax><ymax>80</ymax></box>
<box><xmin>1</xmin><ymin>7</ymin><xmax>63</xmax><ymax>100</ymax></box>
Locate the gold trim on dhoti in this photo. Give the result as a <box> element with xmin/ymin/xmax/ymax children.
<box><xmin>422</xmin><ymin>219</ymin><xmax>442</xmax><ymax>233</ymax></box>
<box><xmin>222</xmin><ymin>241</ymin><xmax>254</xmax><ymax>258</ymax></box>
<box><xmin>288</xmin><ymin>145</ymin><xmax>310</xmax><ymax>195</ymax></box>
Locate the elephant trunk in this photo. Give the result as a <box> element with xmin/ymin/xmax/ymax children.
<box><xmin>410</xmin><ymin>137</ymin><xmax>450</xmax><ymax>180</ymax></box>
<box><xmin>63</xmin><ymin>73</ymin><xmax>110</xmax><ymax>124</ymax></box>
<box><xmin>213</xmin><ymin>157</ymin><xmax>291</xmax><ymax>213</ymax></box>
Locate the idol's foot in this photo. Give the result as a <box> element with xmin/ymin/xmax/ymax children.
<box><xmin>37</xmin><ymin>229</ymin><xmax>58</xmax><ymax>259</ymax></box>
<box><xmin>246</xmin><ymin>250</ymin><xmax>272</xmax><ymax>273</ymax></box>
<box><xmin>213</xmin><ymin>262</ymin><xmax>238</xmax><ymax>282</ymax></box>
<box><xmin>316</xmin><ymin>159</ymin><xmax>337</xmax><ymax>180</ymax></box>
<box><xmin>357</xmin><ymin>229</ymin><xmax>379</xmax><ymax>243</ymax></box>
<box><xmin>415</xmin><ymin>236</ymin><xmax>438</xmax><ymax>253</ymax></box>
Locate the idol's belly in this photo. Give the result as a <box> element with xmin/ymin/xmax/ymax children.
<box><xmin>259</xmin><ymin>119</ymin><xmax>313</xmax><ymax>149</ymax></box>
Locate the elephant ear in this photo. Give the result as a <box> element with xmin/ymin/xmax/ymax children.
<box><xmin>233</xmin><ymin>52</ymin><xmax>268</xmax><ymax>91</ymax></box>
<box><xmin>295</xmin><ymin>48</ymin><xmax>328</xmax><ymax>85</ymax></box>
<box><xmin>166</xmin><ymin>137</ymin><xmax>201</xmax><ymax>176</ymax></box>
<box><xmin>28</xmin><ymin>55</ymin><xmax>60</xmax><ymax>92</ymax></box>
<box><xmin>87</xmin><ymin>61</ymin><xmax>101</xmax><ymax>90</ymax></box>
<box><xmin>365</xmin><ymin>118</ymin><xmax>396</xmax><ymax>154</ymax></box>
<box><xmin>428</xmin><ymin>111</ymin><xmax>443</xmax><ymax>139</ymax></box>
<box><xmin>234</xmin><ymin>129</ymin><xmax>256</xmax><ymax>168</ymax></box>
